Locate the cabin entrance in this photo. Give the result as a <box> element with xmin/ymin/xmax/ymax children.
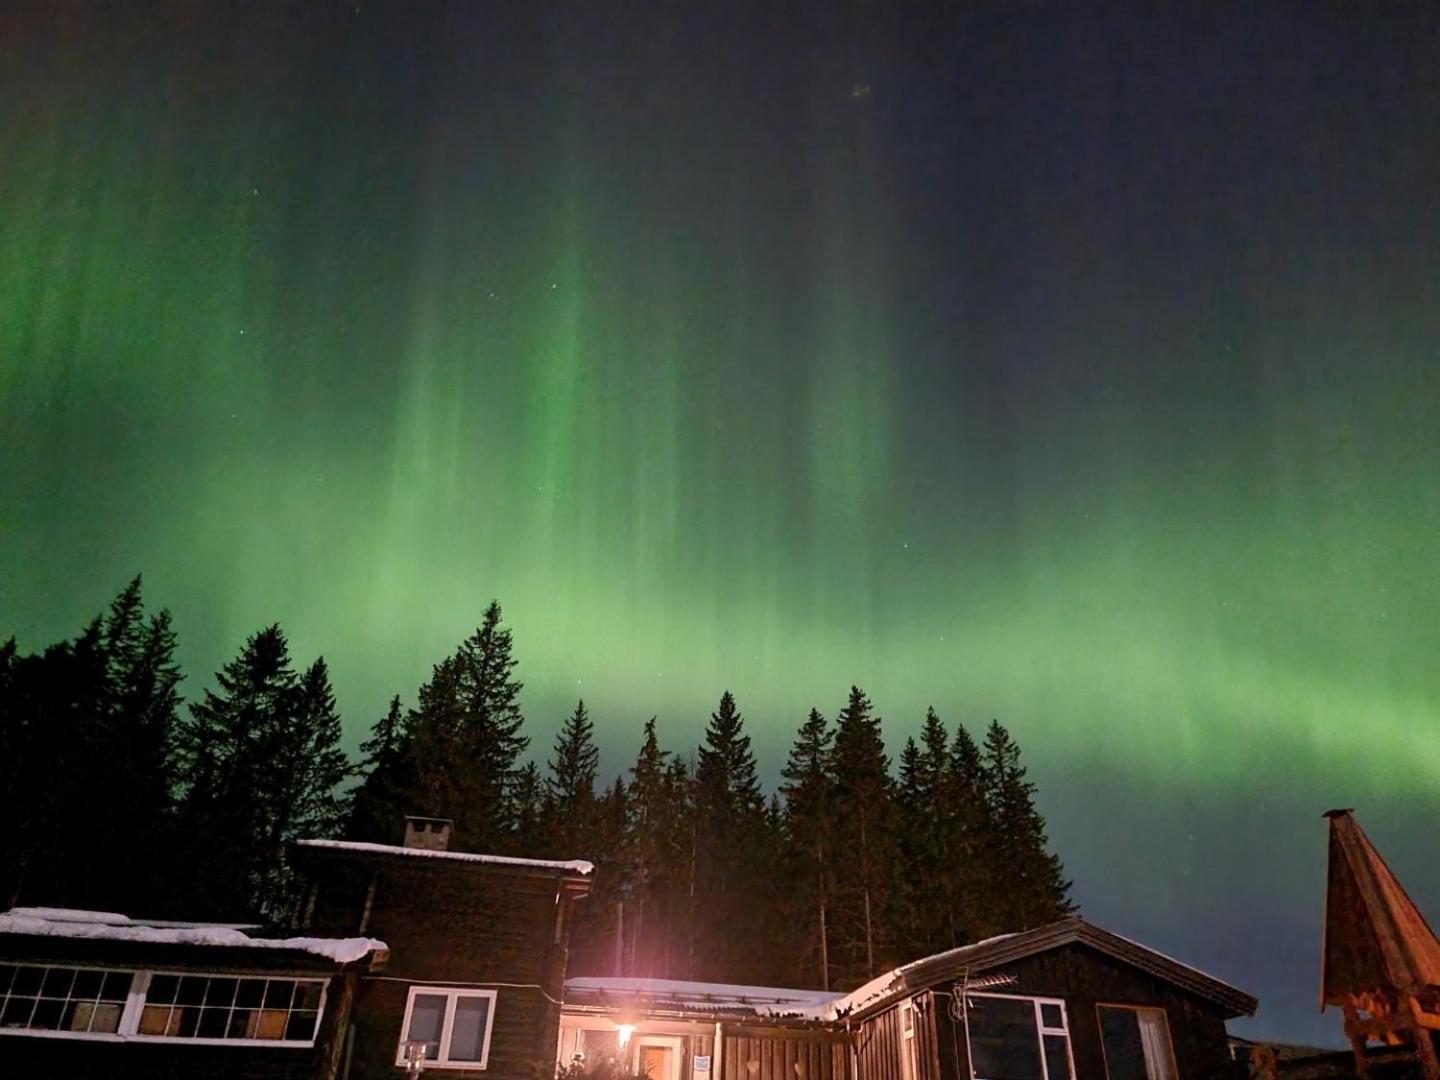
<box><xmin>632</xmin><ymin>1035</ymin><xmax>684</xmax><ymax>1080</ymax></box>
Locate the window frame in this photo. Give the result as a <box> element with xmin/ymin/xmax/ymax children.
<box><xmin>0</xmin><ymin>962</ymin><xmax>329</xmax><ymax>1048</ymax></box>
<box><xmin>964</xmin><ymin>991</ymin><xmax>1076</xmax><ymax>1080</ymax></box>
<box><xmin>899</xmin><ymin>999</ymin><xmax>918</xmax><ymax>1080</ymax></box>
<box><xmin>1096</xmin><ymin>1003</ymin><xmax>1179</xmax><ymax>1080</ymax></box>
<box><xmin>395</xmin><ymin>985</ymin><xmax>498</xmax><ymax>1071</ymax></box>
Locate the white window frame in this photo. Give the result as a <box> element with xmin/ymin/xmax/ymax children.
<box><xmin>899</xmin><ymin>999</ymin><xmax>918</xmax><ymax>1080</ymax></box>
<box><xmin>395</xmin><ymin>986</ymin><xmax>498</xmax><ymax>1071</ymax></box>
<box><xmin>1097</xmin><ymin>1003</ymin><xmax>1178</xmax><ymax>1080</ymax></box>
<box><xmin>0</xmin><ymin>962</ymin><xmax>328</xmax><ymax>1048</ymax></box>
<box><xmin>965</xmin><ymin>991</ymin><xmax>1075</xmax><ymax>1080</ymax></box>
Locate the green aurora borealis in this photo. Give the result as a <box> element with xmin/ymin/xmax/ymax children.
<box><xmin>3</xmin><ymin>3</ymin><xmax>1439</xmax><ymax>1045</ymax></box>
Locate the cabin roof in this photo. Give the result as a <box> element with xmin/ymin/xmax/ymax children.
<box><xmin>293</xmin><ymin>838</ymin><xmax>594</xmax><ymax>878</ymax></box>
<box><xmin>0</xmin><ymin>907</ymin><xmax>389</xmax><ymax>966</ymax></box>
<box><xmin>825</xmin><ymin>916</ymin><xmax>1257</xmax><ymax>1021</ymax></box>
<box><xmin>1320</xmin><ymin>808</ymin><xmax>1440</xmax><ymax>1005</ymax></box>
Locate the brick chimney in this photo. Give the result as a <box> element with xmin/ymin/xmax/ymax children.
<box><xmin>403</xmin><ymin>815</ymin><xmax>453</xmax><ymax>851</ymax></box>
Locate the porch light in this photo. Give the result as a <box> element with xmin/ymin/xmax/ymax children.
<box><xmin>618</xmin><ymin>1024</ymin><xmax>636</xmax><ymax>1048</ymax></box>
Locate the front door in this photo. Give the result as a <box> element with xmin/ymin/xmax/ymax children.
<box><xmin>633</xmin><ymin>1035</ymin><xmax>684</xmax><ymax>1080</ymax></box>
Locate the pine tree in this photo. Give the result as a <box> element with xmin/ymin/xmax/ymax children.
<box><xmin>779</xmin><ymin>707</ymin><xmax>835</xmax><ymax>989</ymax></box>
<box><xmin>946</xmin><ymin>720</ymin><xmax>995</xmax><ymax>940</ymax></box>
<box><xmin>981</xmin><ymin>719</ymin><xmax>1074</xmax><ymax>930</ymax></box>
<box><xmin>830</xmin><ymin>685</ymin><xmax>896</xmax><ymax>985</ymax></box>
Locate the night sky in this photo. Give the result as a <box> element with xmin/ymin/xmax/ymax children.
<box><xmin>4</xmin><ymin>2</ymin><xmax>1439</xmax><ymax>1047</ymax></box>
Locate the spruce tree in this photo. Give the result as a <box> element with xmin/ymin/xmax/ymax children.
<box><xmin>779</xmin><ymin>707</ymin><xmax>835</xmax><ymax>989</ymax></box>
<box><xmin>692</xmin><ymin>691</ymin><xmax>769</xmax><ymax>980</ymax></box>
<box><xmin>510</xmin><ymin>760</ymin><xmax>549</xmax><ymax>854</ymax></box>
<box><xmin>947</xmin><ymin>720</ymin><xmax>995</xmax><ymax>940</ymax></box>
<box><xmin>175</xmin><ymin>626</ymin><xmax>352</xmax><ymax>919</ymax></box>
<box><xmin>348</xmin><ymin>695</ymin><xmax>411</xmax><ymax>844</ymax></box>
<box><xmin>981</xmin><ymin>719</ymin><xmax>1074</xmax><ymax>929</ymax></box>
<box><xmin>547</xmin><ymin>699</ymin><xmax>600</xmax><ymax>845</ymax></box>
<box><xmin>830</xmin><ymin>685</ymin><xmax>896</xmax><ymax>985</ymax></box>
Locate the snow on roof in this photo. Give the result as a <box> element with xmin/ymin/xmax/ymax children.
<box><xmin>565</xmin><ymin>976</ymin><xmax>844</xmax><ymax>1019</ymax></box>
<box><xmin>820</xmin><ymin>932</ymin><xmax>1019</xmax><ymax>1019</ymax></box>
<box><xmin>0</xmin><ymin>908</ymin><xmax>388</xmax><ymax>965</ymax></box>
<box><xmin>294</xmin><ymin>838</ymin><xmax>594</xmax><ymax>876</ymax></box>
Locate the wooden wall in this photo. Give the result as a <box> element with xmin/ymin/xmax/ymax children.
<box><xmin>927</xmin><ymin>944</ymin><xmax>1237</xmax><ymax>1080</ymax></box>
<box><xmin>721</xmin><ymin>1023</ymin><xmax>852</xmax><ymax>1080</ymax></box>
<box><xmin>306</xmin><ymin>854</ymin><xmax>579</xmax><ymax>1080</ymax></box>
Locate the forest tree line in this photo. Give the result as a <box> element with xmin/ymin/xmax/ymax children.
<box><xmin>0</xmin><ymin>579</ymin><xmax>1072</xmax><ymax>991</ymax></box>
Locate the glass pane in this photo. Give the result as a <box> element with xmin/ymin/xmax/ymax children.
<box><xmin>197</xmin><ymin>1007</ymin><xmax>230</xmax><ymax>1038</ymax></box>
<box><xmin>1098</xmin><ymin>1008</ymin><xmax>1148</xmax><ymax>1080</ymax></box>
<box><xmin>71</xmin><ymin>970</ymin><xmax>103</xmax><ymax>1000</ymax></box>
<box><xmin>89</xmin><ymin>1002</ymin><xmax>123</xmax><ymax>1034</ymax></box>
<box><xmin>176</xmin><ymin>976</ymin><xmax>207</xmax><ymax>1006</ymax></box>
<box><xmin>1</xmin><ymin>995</ymin><xmax>35</xmax><ymax>1028</ymax></box>
<box><xmin>12</xmin><ymin>966</ymin><xmax>43</xmax><ymax>995</ymax></box>
<box><xmin>1043</xmin><ymin>1035</ymin><xmax>1072</xmax><ymax>1080</ymax></box>
<box><xmin>1135</xmin><ymin>1010</ymin><xmax>1176</xmax><ymax>1080</ymax></box>
<box><xmin>1039</xmin><ymin>1003</ymin><xmax>1063</xmax><ymax>1030</ymax></box>
<box><xmin>254</xmin><ymin>1009</ymin><xmax>289</xmax><ymax>1040</ymax></box>
<box><xmin>0</xmin><ymin>964</ymin><xmax>14</xmax><ymax>995</ymax></box>
<box><xmin>294</xmin><ymin>981</ymin><xmax>323</xmax><ymax>1010</ymax></box>
<box><xmin>582</xmin><ymin>1029</ymin><xmax>621</xmax><ymax>1062</ymax></box>
<box><xmin>449</xmin><ymin>995</ymin><xmax>491</xmax><ymax>1061</ymax></box>
<box><xmin>101</xmin><ymin>971</ymin><xmax>133</xmax><ymax>1001</ymax></box>
<box><xmin>41</xmin><ymin>967</ymin><xmax>75</xmax><ymax>998</ymax></box>
<box><xmin>206</xmin><ymin>977</ymin><xmax>238</xmax><ymax>1007</ymax></box>
<box><xmin>967</xmin><ymin>996</ymin><xmax>1043</xmax><ymax>1080</ymax></box>
<box><xmin>235</xmin><ymin>978</ymin><xmax>265</xmax><ymax>1008</ymax></box>
<box><xmin>264</xmin><ymin>980</ymin><xmax>296</xmax><ymax>1009</ymax></box>
<box><xmin>174</xmin><ymin>1005</ymin><xmax>201</xmax><ymax>1038</ymax></box>
<box><xmin>407</xmin><ymin>994</ymin><xmax>447</xmax><ymax>1043</ymax></box>
<box><xmin>286</xmin><ymin>1009</ymin><xmax>320</xmax><ymax>1041</ymax></box>
<box><xmin>146</xmin><ymin>974</ymin><xmax>179</xmax><ymax>1004</ymax></box>
<box><xmin>228</xmin><ymin>1009</ymin><xmax>255</xmax><ymax>1039</ymax></box>
<box><xmin>138</xmin><ymin>1004</ymin><xmax>174</xmax><ymax>1035</ymax></box>
<box><xmin>30</xmin><ymin>998</ymin><xmax>64</xmax><ymax>1030</ymax></box>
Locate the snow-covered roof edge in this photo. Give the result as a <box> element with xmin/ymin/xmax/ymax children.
<box><xmin>294</xmin><ymin>838</ymin><xmax>594</xmax><ymax>876</ymax></box>
<box><xmin>0</xmin><ymin>910</ymin><xmax>388</xmax><ymax>966</ymax></box>
<box><xmin>564</xmin><ymin>976</ymin><xmax>844</xmax><ymax>1020</ymax></box>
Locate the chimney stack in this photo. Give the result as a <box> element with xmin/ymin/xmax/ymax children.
<box><xmin>403</xmin><ymin>815</ymin><xmax>453</xmax><ymax>852</ymax></box>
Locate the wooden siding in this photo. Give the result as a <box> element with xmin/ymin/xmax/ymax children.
<box><xmin>722</xmin><ymin>1023</ymin><xmax>852</xmax><ymax>1080</ymax></box>
<box><xmin>928</xmin><ymin>944</ymin><xmax>1235</xmax><ymax>1080</ymax></box>
<box><xmin>304</xmin><ymin>852</ymin><xmax>581</xmax><ymax>1080</ymax></box>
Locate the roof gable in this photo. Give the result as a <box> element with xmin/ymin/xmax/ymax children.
<box><xmin>829</xmin><ymin>917</ymin><xmax>1256</xmax><ymax>1020</ymax></box>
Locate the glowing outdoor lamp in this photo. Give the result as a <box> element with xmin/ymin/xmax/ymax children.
<box><xmin>617</xmin><ymin>1023</ymin><xmax>637</xmax><ymax>1049</ymax></box>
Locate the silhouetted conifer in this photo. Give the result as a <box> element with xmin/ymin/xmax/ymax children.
<box><xmin>779</xmin><ymin>707</ymin><xmax>836</xmax><ymax>989</ymax></box>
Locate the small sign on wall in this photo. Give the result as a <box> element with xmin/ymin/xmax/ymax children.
<box><xmin>694</xmin><ymin>1055</ymin><xmax>712</xmax><ymax>1072</ymax></box>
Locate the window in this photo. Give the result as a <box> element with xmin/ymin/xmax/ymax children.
<box><xmin>0</xmin><ymin>963</ymin><xmax>133</xmax><ymax>1035</ymax></box>
<box><xmin>1099</xmin><ymin>1006</ymin><xmax>1176</xmax><ymax>1080</ymax></box>
<box><xmin>0</xmin><ymin>964</ymin><xmax>326</xmax><ymax>1046</ymax></box>
<box><xmin>397</xmin><ymin>987</ymin><xmax>497</xmax><ymax>1070</ymax></box>
<box><xmin>136</xmin><ymin>974</ymin><xmax>325</xmax><ymax>1044</ymax></box>
<box><xmin>899</xmin><ymin>1000</ymin><xmax>917</xmax><ymax>1080</ymax></box>
<box><xmin>965</xmin><ymin>993</ymin><xmax>1073</xmax><ymax>1080</ymax></box>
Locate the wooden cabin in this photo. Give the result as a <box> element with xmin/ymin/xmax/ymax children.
<box><xmin>563</xmin><ymin>917</ymin><xmax>1255</xmax><ymax>1080</ymax></box>
<box><xmin>836</xmin><ymin>917</ymin><xmax>1255</xmax><ymax>1080</ymax></box>
<box><xmin>0</xmin><ymin>906</ymin><xmax>387</xmax><ymax>1079</ymax></box>
<box><xmin>292</xmin><ymin>817</ymin><xmax>594</xmax><ymax>1078</ymax></box>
